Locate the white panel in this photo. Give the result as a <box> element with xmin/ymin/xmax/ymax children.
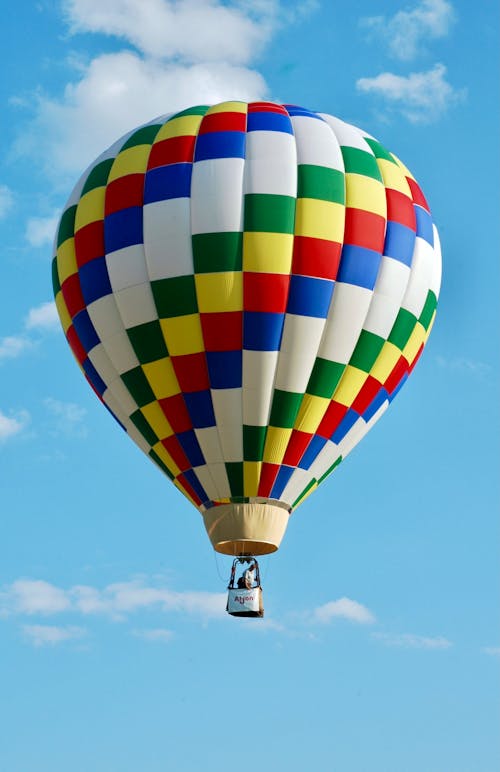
<box><xmin>243</xmin><ymin>388</ymin><xmax>272</xmax><ymax>426</ymax></box>
<box><xmin>401</xmin><ymin>237</ymin><xmax>434</xmax><ymax>317</ymax></box>
<box><xmin>242</xmin><ymin>350</ymin><xmax>278</xmax><ymax>426</ymax></box>
<box><xmin>308</xmin><ymin>439</ymin><xmax>341</xmax><ymax>480</ymax></box>
<box><xmin>280</xmin><ymin>467</ymin><xmax>311</xmax><ymax>507</ymax></box>
<box><xmin>290</xmin><ymin>115</ymin><xmax>344</xmax><ymax>170</ymax></box>
<box><xmin>430</xmin><ymin>226</ymin><xmax>442</xmax><ymax>297</ymax></box>
<box><xmin>104</xmin><ymin>377</ymin><xmax>138</xmax><ymax>417</ymax></box>
<box><xmin>101</xmin><ymin>329</ymin><xmax>139</xmax><ymax>374</ymax></box>
<box><xmin>191</xmin><ymin>158</ymin><xmax>245</xmax><ymax>234</ymax></box>
<box><xmin>318</xmin><ymin>283</ymin><xmax>372</xmax><ymax>363</ymax></box>
<box><xmin>339</xmin><ymin>401</ymin><xmax>388</xmax><ymax>459</ymax></box>
<box><xmin>363</xmin><ymin>256</ymin><xmax>410</xmax><ymax>338</ymax></box>
<box><xmin>211</xmin><ymin>388</ymin><xmax>243</xmax><ymax>461</ymax></box>
<box><xmin>195</xmin><ymin>426</ymin><xmax>225</xmax><ymax>464</ymax></box>
<box><xmin>320</xmin><ymin>114</ymin><xmax>373</xmax><ymax>152</ymax></box>
<box><xmin>87</xmin><ymin>295</ymin><xmax>124</xmax><ymax>340</ymax></box>
<box><xmin>113</xmin><ymin>282</ymin><xmax>158</xmax><ymax>328</ymax></box>
<box><xmin>87</xmin><ymin>343</ymin><xmax>119</xmax><ymax>387</ymax></box>
<box><xmin>274</xmin><ymin>315</ymin><xmax>326</xmax><ymax>392</ymax></box>
<box><xmin>206</xmin><ymin>462</ymin><xmax>231</xmax><ymax>499</ymax></box>
<box><xmin>106</xmin><ymin>244</ymin><xmax>149</xmax><ymax>292</ymax></box>
<box><xmin>243</xmin><ymin>131</ymin><xmax>297</xmax><ymax>195</ymax></box>
<box><xmin>125</xmin><ymin>421</ymin><xmax>153</xmax><ymax>455</ymax></box>
<box><xmin>192</xmin><ymin>465</ymin><xmax>220</xmax><ymax>502</ymax></box>
<box><xmin>143</xmin><ymin>198</ymin><xmax>193</xmax><ymax>280</ymax></box>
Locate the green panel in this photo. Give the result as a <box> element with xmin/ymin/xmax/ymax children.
<box><xmin>363</xmin><ymin>138</ymin><xmax>396</xmax><ymax>163</ymax></box>
<box><xmin>307</xmin><ymin>359</ymin><xmax>345</xmax><ymax>398</ymax></box>
<box><xmin>127</xmin><ymin>320</ymin><xmax>168</xmax><ymax>364</ymax></box>
<box><xmin>51</xmin><ymin>257</ymin><xmax>61</xmax><ymax>295</ymax></box>
<box><xmin>225</xmin><ymin>462</ymin><xmax>244</xmax><ymax>497</ymax></box>
<box><xmin>130</xmin><ymin>409</ymin><xmax>158</xmax><ymax>446</ymax></box>
<box><xmin>121</xmin><ymin>124</ymin><xmax>162</xmax><ymax>150</ymax></box>
<box><xmin>149</xmin><ymin>448</ymin><xmax>174</xmax><ymax>480</ymax></box>
<box><xmin>318</xmin><ymin>455</ymin><xmax>342</xmax><ymax>484</ymax></box>
<box><xmin>292</xmin><ymin>478</ymin><xmax>317</xmax><ymax>509</ymax></box>
<box><xmin>269</xmin><ymin>390</ymin><xmax>303</xmax><ymax>428</ymax></box>
<box><xmin>341</xmin><ymin>146</ymin><xmax>383</xmax><ymax>182</ymax></box>
<box><xmin>243</xmin><ymin>425</ymin><xmax>267</xmax><ymax>461</ymax></box>
<box><xmin>172</xmin><ymin>105</ymin><xmax>210</xmax><ymax>118</ymax></box>
<box><xmin>388</xmin><ymin>308</ymin><xmax>417</xmax><ymax>350</ymax></box>
<box><xmin>192</xmin><ymin>232</ymin><xmax>243</xmax><ymax>273</ymax></box>
<box><xmin>297</xmin><ymin>165</ymin><xmax>345</xmax><ymax>204</ymax></box>
<box><xmin>244</xmin><ymin>194</ymin><xmax>295</xmax><ymax>233</ymax></box>
<box><xmin>151</xmin><ymin>275</ymin><xmax>198</xmax><ymax>318</ymax></box>
<box><xmin>57</xmin><ymin>205</ymin><xmax>77</xmax><ymax>247</ymax></box>
<box><xmin>121</xmin><ymin>367</ymin><xmax>156</xmax><ymax>407</ymax></box>
<box><xmin>419</xmin><ymin>290</ymin><xmax>437</xmax><ymax>331</ymax></box>
<box><xmin>350</xmin><ymin>330</ymin><xmax>385</xmax><ymax>372</ymax></box>
<box><xmin>81</xmin><ymin>159</ymin><xmax>114</xmax><ymax>196</ymax></box>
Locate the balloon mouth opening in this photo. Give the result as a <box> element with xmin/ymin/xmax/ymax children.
<box><xmin>213</xmin><ymin>539</ymin><xmax>279</xmax><ymax>557</ymax></box>
<box><xmin>202</xmin><ymin>502</ymin><xmax>290</xmax><ymax>556</ymax></box>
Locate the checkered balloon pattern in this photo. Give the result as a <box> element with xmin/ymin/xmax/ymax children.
<box><xmin>52</xmin><ymin>101</ymin><xmax>441</xmax><ymax>515</ymax></box>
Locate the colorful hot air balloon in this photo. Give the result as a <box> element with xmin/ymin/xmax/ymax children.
<box><xmin>52</xmin><ymin>101</ymin><xmax>441</xmax><ymax>557</ymax></box>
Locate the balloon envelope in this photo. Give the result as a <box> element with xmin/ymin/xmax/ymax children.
<box><xmin>52</xmin><ymin>101</ymin><xmax>441</xmax><ymax>554</ymax></box>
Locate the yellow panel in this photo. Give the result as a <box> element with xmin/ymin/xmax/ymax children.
<box><xmin>370</xmin><ymin>341</ymin><xmax>401</xmax><ymax>383</ymax></box>
<box><xmin>377</xmin><ymin>159</ymin><xmax>412</xmax><ymax>197</ymax></box>
<box><xmin>424</xmin><ymin>311</ymin><xmax>437</xmax><ymax>341</ymax></box>
<box><xmin>152</xmin><ymin>441</ymin><xmax>181</xmax><ymax>477</ymax></box>
<box><xmin>141</xmin><ymin>401</ymin><xmax>173</xmax><ymax>439</ymax></box>
<box><xmin>402</xmin><ymin>322</ymin><xmax>425</xmax><ymax>365</ymax></box>
<box><xmin>390</xmin><ymin>153</ymin><xmax>415</xmax><ymax>181</ymax></box>
<box><xmin>74</xmin><ymin>187</ymin><xmax>106</xmax><ymax>231</ymax></box>
<box><xmin>333</xmin><ymin>365</ymin><xmax>368</xmax><ymax>406</ymax></box>
<box><xmin>345</xmin><ymin>173</ymin><xmax>386</xmax><ymax>218</ymax></box>
<box><xmin>295</xmin><ymin>394</ymin><xmax>330</xmax><ymax>434</ymax></box>
<box><xmin>195</xmin><ymin>272</ymin><xmax>243</xmax><ymax>313</ymax></box>
<box><xmin>207</xmin><ymin>101</ymin><xmax>247</xmax><ymax>114</ymax></box>
<box><xmin>57</xmin><ymin>239</ymin><xmax>77</xmax><ymax>284</ymax></box>
<box><xmin>243</xmin><ymin>232</ymin><xmax>294</xmax><ymax>274</ymax></box>
<box><xmin>142</xmin><ymin>358</ymin><xmax>179</xmax><ymax>400</ymax></box>
<box><xmin>55</xmin><ymin>291</ymin><xmax>72</xmax><ymax>333</ymax></box>
<box><xmin>160</xmin><ymin>314</ymin><xmax>205</xmax><ymax>356</ymax></box>
<box><xmin>244</xmin><ymin>461</ymin><xmax>261</xmax><ymax>498</ymax></box>
<box><xmin>295</xmin><ymin>199</ymin><xmax>345</xmax><ymax>242</ymax></box>
<box><xmin>108</xmin><ymin>145</ymin><xmax>151</xmax><ymax>181</ymax></box>
<box><xmin>155</xmin><ymin>115</ymin><xmax>204</xmax><ymax>141</ymax></box>
<box><xmin>263</xmin><ymin>427</ymin><xmax>293</xmax><ymax>465</ymax></box>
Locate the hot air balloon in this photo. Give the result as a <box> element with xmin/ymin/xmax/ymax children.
<box><xmin>52</xmin><ymin>101</ymin><xmax>441</xmax><ymax>574</ymax></box>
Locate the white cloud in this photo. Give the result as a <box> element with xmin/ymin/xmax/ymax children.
<box><xmin>372</xmin><ymin>632</ymin><xmax>452</xmax><ymax>649</ymax></box>
<box><xmin>482</xmin><ymin>646</ymin><xmax>500</xmax><ymax>657</ymax></box>
<box><xmin>23</xmin><ymin>624</ymin><xmax>86</xmax><ymax>647</ymax></box>
<box><xmin>0</xmin><ymin>335</ymin><xmax>32</xmax><ymax>362</ymax></box>
<box><xmin>44</xmin><ymin>397</ymin><xmax>87</xmax><ymax>438</ymax></box>
<box><xmin>0</xmin><ymin>184</ymin><xmax>14</xmax><ymax>219</ymax></box>
<box><xmin>313</xmin><ymin>597</ymin><xmax>375</xmax><ymax>625</ymax></box>
<box><xmin>361</xmin><ymin>0</ymin><xmax>455</xmax><ymax>61</ymax></box>
<box><xmin>9</xmin><ymin>579</ymin><xmax>71</xmax><ymax>614</ymax></box>
<box><xmin>356</xmin><ymin>63</ymin><xmax>465</xmax><ymax>123</ymax></box>
<box><xmin>0</xmin><ymin>409</ymin><xmax>30</xmax><ymax>442</ymax></box>
<box><xmin>25</xmin><ymin>301</ymin><xmax>59</xmax><ymax>331</ymax></box>
<box><xmin>435</xmin><ymin>355</ymin><xmax>490</xmax><ymax>377</ymax></box>
<box><xmin>132</xmin><ymin>628</ymin><xmax>174</xmax><ymax>643</ymax></box>
<box><xmin>25</xmin><ymin>214</ymin><xmax>59</xmax><ymax>247</ymax></box>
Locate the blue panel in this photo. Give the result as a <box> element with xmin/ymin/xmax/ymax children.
<box><xmin>104</xmin><ymin>207</ymin><xmax>143</xmax><ymax>253</ymax></box>
<box><xmin>79</xmin><ymin>256</ymin><xmax>112</xmax><ymax>305</ymax></box>
<box><xmin>194</xmin><ymin>131</ymin><xmax>246</xmax><ymax>161</ymax></box>
<box><xmin>284</xmin><ymin>105</ymin><xmax>323</xmax><ymax>120</ymax></box>
<box><xmin>389</xmin><ymin>372</ymin><xmax>408</xmax><ymax>402</ymax></box>
<box><xmin>270</xmin><ymin>465</ymin><xmax>295</xmax><ymax>498</ymax></box>
<box><xmin>362</xmin><ymin>387</ymin><xmax>388</xmax><ymax>423</ymax></box>
<box><xmin>384</xmin><ymin>221</ymin><xmax>415</xmax><ymax>267</ymax></box>
<box><xmin>243</xmin><ymin>312</ymin><xmax>284</xmax><ymax>351</ymax></box>
<box><xmin>331</xmin><ymin>408</ymin><xmax>359</xmax><ymax>444</ymax></box>
<box><xmin>183</xmin><ymin>468</ymin><xmax>209</xmax><ymax>504</ymax></box>
<box><xmin>286</xmin><ymin>275</ymin><xmax>334</xmax><ymax>318</ymax></box>
<box><xmin>336</xmin><ymin>244</ymin><xmax>381</xmax><ymax>290</ymax></box>
<box><xmin>247</xmin><ymin>112</ymin><xmax>293</xmax><ymax>134</ymax></box>
<box><xmin>72</xmin><ymin>309</ymin><xmax>100</xmax><ymax>352</ymax></box>
<box><xmin>83</xmin><ymin>357</ymin><xmax>106</xmax><ymax>396</ymax></box>
<box><xmin>414</xmin><ymin>205</ymin><xmax>434</xmax><ymax>246</ymax></box>
<box><xmin>183</xmin><ymin>390</ymin><xmax>216</xmax><ymax>429</ymax></box>
<box><xmin>176</xmin><ymin>430</ymin><xmax>205</xmax><ymax>467</ymax></box>
<box><xmin>144</xmin><ymin>163</ymin><xmax>192</xmax><ymax>204</ymax></box>
<box><xmin>298</xmin><ymin>435</ymin><xmax>327</xmax><ymax>470</ymax></box>
<box><xmin>206</xmin><ymin>351</ymin><xmax>242</xmax><ymax>388</ymax></box>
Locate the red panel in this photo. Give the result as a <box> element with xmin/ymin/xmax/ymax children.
<box><xmin>105</xmin><ymin>174</ymin><xmax>144</xmax><ymax>215</ymax></box>
<box><xmin>316</xmin><ymin>401</ymin><xmax>348</xmax><ymax>439</ymax></box>
<box><xmin>147</xmin><ymin>135</ymin><xmax>196</xmax><ymax>169</ymax></box>
<box><xmin>248</xmin><ymin>102</ymin><xmax>288</xmax><ymax>114</ymax></box>
<box><xmin>198</xmin><ymin>112</ymin><xmax>246</xmax><ymax>134</ymax></box>
<box><xmin>161</xmin><ymin>435</ymin><xmax>191</xmax><ymax>472</ymax></box>
<box><xmin>74</xmin><ymin>220</ymin><xmax>105</xmax><ymax>266</ymax></box>
<box><xmin>66</xmin><ymin>325</ymin><xmax>87</xmax><ymax>365</ymax></box>
<box><xmin>176</xmin><ymin>474</ymin><xmax>203</xmax><ymax>506</ymax></box>
<box><xmin>200</xmin><ymin>312</ymin><xmax>242</xmax><ymax>351</ymax></box>
<box><xmin>243</xmin><ymin>273</ymin><xmax>290</xmax><ymax>312</ymax></box>
<box><xmin>386</xmin><ymin>188</ymin><xmax>416</xmax><ymax>230</ymax></box>
<box><xmin>283</xmin><ymin>430</ymin><xmax>313</xmax><ymax>466</ymax></box>
<box><xmin>159</xmin><ymin>394</ymin><xmax>192</xmax><ymax>433</ymax></box>
<box><xmin>291</xmin><ymin>237</ymin><xmax>342</xmax><ymax>280</ymax></box>
<box><xmin>384</xmin><ymin>355</ymin><xmax>409</xmax><ymax>395</ymax></box>
<box><xmin>61</xmin><ymin>274</ymin><xmax>85</xmax><ymax>318</ymax></box>
<box><xmin>344</xmin><ymin>209</ymin><xmax>385</xmax><ymax>252</ymax></box>
<box><xmin>351</xmin><ymin>375</ymin><xmax>382</xmax><ymax>415</ymax></box>
<box><xmin>257</xmin><ymin>463</ymin><xmax>280</xmax><ymax>498</ymax></box>
<box><xmin>171</xmin><ymin>352</ymin><xmax>210</xmax><ymax>393</ymax></box>
<box><xmin>407</xmin><ymin>177</ymin><xmax>430</xmax><ymax>212</ymax></box>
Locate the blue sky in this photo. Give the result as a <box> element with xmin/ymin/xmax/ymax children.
<box><xmin>1</xmin><ymin>1</ymin><xmax>499</xmax><ymax>770</ymax></box>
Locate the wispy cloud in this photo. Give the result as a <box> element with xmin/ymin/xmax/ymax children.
<box><xmin>313</xmin><ymin>597</ymin><xmax>376</xmax><ymax>625</ymax></box>
<box><xmin>25</xmin><ymin>214</ymin><xmax>59</xmax><ymax>248</ymax></box>
<box><xmin>0</xmin><ymin>409</ymin><xmax>30</xmax><ymax>443</ymax></box>
<box><xmin>23</xmin><ymin>624</ymin><xmax>87</xmax><ymax>647</ymax></box>
<box><xmin>7</xmin><ymin>579</ymin><xmax>71</xmax><ymax>614</ymax></box>
<box><xmin>482</xmin><ymin>646</ymin><xmax>500</xmax><ymax>657</ymax></box>
<box><xmin>361</xmin><ymin>0</ymin><xmax>455</xmax><ymax>61</ymax></box>
<box><xmin>25</xmin><ymin>301</ymin><xmax>59</xmax><ymax>332</ymax></box>
<box><xmin>132</xmin><ymin>628</ymin><xmax>174</xmax><ymax>643</ymax></box>
<box><xmin>435</xmin><ymin>355</ymin><xmax>491</xmax><ymax>377</ymax></box>
<box><xmin>0</xmin><ymin>335</ymin><xmax>32</xmax><ymax>362</ymax></box>
<box><xmin>0</xmin><ymin>184</ymin><xmax>14</xmax><ymax>219</ymax></box>
<box><xmin>372</xmin><ymin>632</ymin><xmax>452</xmax><ymax>649</ymax></box>
<box><xmin>44</xmin><ymin>397</ymin><xmax>88</xmax><ymax>438</ymax></box>
<box><xmin>357</xmin><ymin>63</ymin><xmax>465</xmax><ymax>123</ymax></box>
<box><xmin>0</xmin><ymin>301</ymin><xmax>59</xmax><ymax>366</ymax></box>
